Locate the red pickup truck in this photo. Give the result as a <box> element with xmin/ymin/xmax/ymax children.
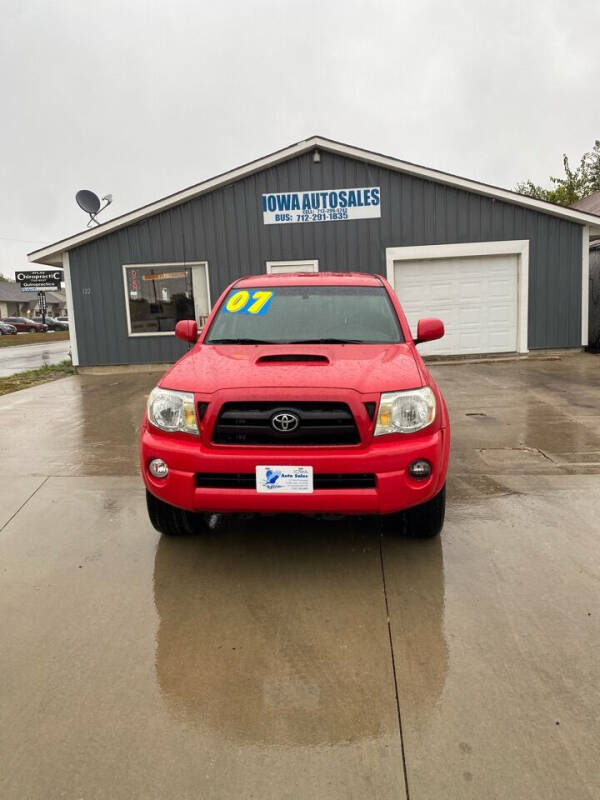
<box><xmin>141</xmin><ymin>272</ymin><xmax>450</xmax><ymax>538</ymax></box>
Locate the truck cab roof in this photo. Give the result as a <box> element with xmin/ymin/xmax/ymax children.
<box><xmin>235</xmin><ymin>272</ymin><xmax>385</xmax><ymax>288</ymax></box>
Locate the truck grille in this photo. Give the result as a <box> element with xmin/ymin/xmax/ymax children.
<box><xmin>211</xmin><ymin>401</ymin><xmax>360</xmax><ymax>446</ymax></box>
<box><xmin>196</xmin><ymin>473</ymin><xmax>375</xmax><ymax>489</ymax></box>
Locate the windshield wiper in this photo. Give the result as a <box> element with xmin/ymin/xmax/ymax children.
<box><xmin>288</xmin><ymin>338</ymin><xmax>364</xmax><ymax>344</ymax></box>
<box><xmin>206</xmin><ymin>338</ymin><xmax>274</xmax><ymax>344</ymax></box>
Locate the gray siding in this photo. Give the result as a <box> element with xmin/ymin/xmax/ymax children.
<box><xmin>69</xmin><ymin>151</ymin><xmax>583</xmax><ymax>366</ymax></box>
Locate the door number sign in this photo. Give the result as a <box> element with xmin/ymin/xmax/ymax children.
<box><xmin>222</xmin><ymin>290</ymin><xmax>275</xmax><ymax>315</ymax></box>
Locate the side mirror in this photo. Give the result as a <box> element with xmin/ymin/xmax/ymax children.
<box><xmin>415</xmin><ymin>318</ymin><xmax>444</xmax><ymax>344</ymax></box>
<box><xmin>175</xmin><ymin>319</ymin><xmax>198</xmax><ymax>343</ymax></box>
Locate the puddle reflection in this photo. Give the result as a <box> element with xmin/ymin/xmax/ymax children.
<box><xmin>153</xmin><ymin>517</ymin><xmax>447</xmax><ymax>745</ymax></box>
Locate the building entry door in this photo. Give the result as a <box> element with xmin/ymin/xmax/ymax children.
<box><xmin>266</xmin><ymin>260</ymin><xmax>319</xmax><ymax>274</ymax></box>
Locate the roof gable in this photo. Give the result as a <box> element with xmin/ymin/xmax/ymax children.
<box><xmin>0</xmin><ymin>283</ymin><xmax>35</xmax><ymax>302</ymax></box>
<box><xmin>29</xmin><ymin>136</ymin><xmax>600</xmax><ymax>265</ymax></box>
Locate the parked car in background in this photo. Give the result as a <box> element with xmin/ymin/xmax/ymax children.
<box><xmin>1</xmin><ymin>317</ymin><xmax>48</xmax><ymax>333</ymax></box>
<box><xmin>55</xmin><ymin>316</ymin><xmax>69</xmax><ymax>326</ymax></box>
<box><xmin>33</xmin><ymin>316</ymin><xmax>69</xmax><ymax>331</ymax></box>
<box><xmin>0</xmin><ymin>321</ymin><xmax>17</xmax><ymax>335</ymax></box>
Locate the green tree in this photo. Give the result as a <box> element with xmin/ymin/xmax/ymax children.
<box><xmin>516</xmin><ymin>140</ymin><xmax>600</xmax><ymax>206</ymax></box>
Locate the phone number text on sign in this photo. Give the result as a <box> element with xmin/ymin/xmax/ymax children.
<box><xmin>262</xmin><ymin>186</ymin><xmax>381</xmax><ymax>225</ymax></box>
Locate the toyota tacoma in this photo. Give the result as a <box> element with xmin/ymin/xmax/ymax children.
<box><xmin>141</xmin><ymin>272</ymin><xmax>450</xmax><ymax>537</ymax></box>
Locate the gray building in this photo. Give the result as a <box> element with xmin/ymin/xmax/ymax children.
<box><xmin>571</xmin><ymin>192</ymin><xmax>600</xmax><ymax>350</ymax></box>
<box><xmin>28</xmin><ymin>136</ymin><xmax>600</xmax><ymax>366</ymax></box>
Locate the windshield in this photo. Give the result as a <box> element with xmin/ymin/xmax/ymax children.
<box><xmin>205</xmin><ymin>285</ymin><xmax>403</xmax><ymax>344</ymax></box>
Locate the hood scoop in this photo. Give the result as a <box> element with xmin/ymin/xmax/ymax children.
<box><xmin>256</xmin><ymin>353</ymin><xmax>330</xmax><ymax>365</ymax></box>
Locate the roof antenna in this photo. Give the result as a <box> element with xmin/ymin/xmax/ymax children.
<box><xmin>75</xmin><ymin>190</ymin><xmax>113</xmax><ymax>227</ymax></box>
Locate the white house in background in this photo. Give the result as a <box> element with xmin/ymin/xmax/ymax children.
<box><xmin>0</xmin><ymin>281</ymin><xmax>33</xmax><ymax>317</ymax></box>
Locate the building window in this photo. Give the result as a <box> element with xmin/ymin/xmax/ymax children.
<box><xmin>123</xmin><ymin>262</ymin><xmax>210</xmax><ymax>336</ymax></box>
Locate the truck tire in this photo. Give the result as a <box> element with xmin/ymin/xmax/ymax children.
<box><xmin>29</xmin><ymin>327</ymin><xmax>36</xmax><ymax>333</ymax></box>
<box><xmin>146</xmin><ymin>490</ymin><xmax>200</xmax><ymax>536</ymax></box>
<box><xmin>404</xmin><ymin>484</ymin><xmax>446</xmax><ymax>539</ymax></box>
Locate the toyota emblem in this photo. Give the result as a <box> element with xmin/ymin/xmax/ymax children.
<box><xmin>271</xmin><ymin>411</ymin><xmax>300</xmax><ymax>433</ymax></box>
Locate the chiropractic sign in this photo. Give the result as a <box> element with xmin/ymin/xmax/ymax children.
<box><xmin>262</xmin><ymin>186</ymin><xmax>381</xmax><ymax>225</ymax></box>
<box><xmin>15</xmin><ymin>269</ymin><xmax>63</xmax><ymax>292</ymax></box>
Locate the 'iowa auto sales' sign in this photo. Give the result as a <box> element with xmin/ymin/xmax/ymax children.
<box><xmin>262</xmin><ymin>186</ymin><xmax>381</xmax><ymax>225</ymax></box>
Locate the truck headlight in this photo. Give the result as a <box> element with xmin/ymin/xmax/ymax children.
<box><xmin>147</xmin><ymin>387</ymin><xmax>199</xmax><ymax>434</ymax></box>
<box><xmin>374</xmin><ymin>387</ymin><xmax>436</xmax><ymax>435</ymax></box>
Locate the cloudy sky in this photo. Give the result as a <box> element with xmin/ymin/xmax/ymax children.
<box><xmin>1</xmin><ymin>0</ymin><xmax>599</xmax><ymax>276</ymax></box>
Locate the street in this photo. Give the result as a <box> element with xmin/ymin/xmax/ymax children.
<box><xmin>0</xmin><ymin>354</ymin><xmax>599</xmax><ymax>799</ymax></box>
<box><xmin>0</xmin><ymin>337</ymin><xmax>71</xmax><ymax>377</ymax></box>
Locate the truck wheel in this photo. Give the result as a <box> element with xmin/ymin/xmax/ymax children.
<box><xmin>29</xmin><ymin>327</ymin><xmax>36</xmax><ymax>333</ymax></box>
<box><xmin>146</xmin><ymin>490</ymin><xmax>200</xmax><ymax>536</ymax></box>
<box><xmin>404</xmin><ymin>484</ymin><xmax>446</xmax><ymax>539</ymax></box>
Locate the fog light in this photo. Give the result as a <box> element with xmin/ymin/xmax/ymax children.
<box><xmin>149</xmin><ymin>458</ymin><xmax>169</xmax><ymax>478</ymax></box>
<box><xmin>408</xmin><ymin>460</ymin><xmax>432</xmax><ymax>480</ymax></box>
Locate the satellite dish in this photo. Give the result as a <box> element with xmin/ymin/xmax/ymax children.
<box><xmin>76</xmin><ymin>190</ymin><xmax>101</xmax><ymax>215</ymax></box>
<box><xmin>75</xmin><ymin>189</ymin><xmax>113</xmax><ymax>226</ymax></box>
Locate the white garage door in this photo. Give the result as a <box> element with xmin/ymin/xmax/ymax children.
<box><xmin>393</xmin><ymin>253</ymin><xmax>518</xmax><ymax>356</ymax></box>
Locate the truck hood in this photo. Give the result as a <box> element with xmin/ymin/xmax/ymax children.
<box><xmin>160</xmin><ymin>343</ymin><xmax>423</xmax><ymax>395</ymax></box>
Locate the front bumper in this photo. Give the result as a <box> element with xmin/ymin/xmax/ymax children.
<box><xmin>141</xmin><ymin>423</ymin><xmax>449</xmax><ymax>515</ymax></box>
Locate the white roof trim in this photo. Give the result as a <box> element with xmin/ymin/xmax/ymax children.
<box><xmin>28</xmin><ymin>136</ymin><xmax>600</xmax><ymax>265</ymax></box>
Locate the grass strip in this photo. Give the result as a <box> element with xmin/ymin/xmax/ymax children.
<box><xmin>0</xmin><ymin>330</ymin><xmax>70</xmax><ymax>348</ymax></box>
<box><xmin>0</xmin><ymin>360</ymin><xmax>76</xmax><ymax>397</ymax></box>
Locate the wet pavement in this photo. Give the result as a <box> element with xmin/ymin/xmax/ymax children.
<box><xmin>0</xmin><ymin>337</ymin><xmax>71</xmax><ymax>377</ymax></box>
<box><xmin>1</xmin><ymin>354</ymin><xmax>599</xmax><ymax>799</ymax></box>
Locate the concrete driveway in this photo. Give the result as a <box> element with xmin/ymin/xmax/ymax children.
<box><xmin>1</xmin><ymin>354</ymin><xmax>599</xmax><ymax>799</ymax></box>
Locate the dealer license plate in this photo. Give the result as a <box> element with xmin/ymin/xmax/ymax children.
<box><xmin>256</xmin><ymin>466</ymin><xmax>314</xmax><ymax>493</ymax></box>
